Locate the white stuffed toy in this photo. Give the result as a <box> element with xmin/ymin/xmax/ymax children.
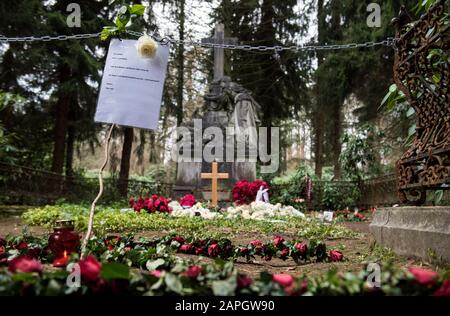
<box><xmin>255</xmin><ymin>186</ymin><xmax>269</xmax><ymax>203</ymax></box>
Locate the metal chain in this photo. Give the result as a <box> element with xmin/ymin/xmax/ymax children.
<box><xmin>128</xmin><ymin>30</ymin><xmax>395</xmax><ymax>51</ymax></box>
<box><xmin>0</xmin><ymin>33</ymin><xmax>101</xmax><ymax>43</ymax></box>
<box><xmin>0</xmin><ymin>30</ymin><xmax>395</xmax><ymax>51</ymax></box>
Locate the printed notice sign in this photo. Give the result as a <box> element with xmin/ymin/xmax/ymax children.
<box><xmin>95</xmin><ymin>39</ymin><xmax>169</xmax><ymax>130</ymax></box>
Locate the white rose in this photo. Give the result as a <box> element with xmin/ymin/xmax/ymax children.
<box><xmin>137</xmin><ymin>35</ymin><xmax>158</xmax><ymax>58</ymax></box>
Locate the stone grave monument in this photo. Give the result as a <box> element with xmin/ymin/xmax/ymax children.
<box><xmin>173</xmin><ymin>24</ymin><xmax>261</xmax><ymax>202</ymax></box>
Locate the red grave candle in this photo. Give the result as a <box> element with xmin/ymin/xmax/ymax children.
<box><xmin>48</xmin><ymin>220</ymin><xmax>80</xmax><ymax>266</ymax></box>
<box><xmin>52</xmin><ymin>251</ymin><xmax>69</xmax><ymax>267</ymax></box>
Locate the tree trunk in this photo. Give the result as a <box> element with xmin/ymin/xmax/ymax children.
<box><xmin>118</xmin><ymin>127</ymin><xmax>134</xmax><ymax>197</ymax></box>
<box><xmin>51</xmin><ymin>95</ymin><xmax>70</xmax><ymax>174</ymax></box>
<box><xmin>299</xmin><ymin>124</ymin><xmax>305</xmax><ymax>160</ymax></box>
<box><xmin>65</xmin><ymin>123</ymin><xmax>75</xmax><ymax>177</ymax></box>
<box><xmin>332</xmin><ymin>106</ymin><xmax>342</xmax><ymax>179</ymax></box>
<box><xmin>176</xmin><ymin>0</ymin><xmax>185</xmax><ymax>126</ymax></box>
<box><xmin>314</xmin><ymin>112</ymin><xmax>324</xmax><ymax>179</ymax></box>
<box><xmin>314</xmin><ymin>0</ymin><xmax>325</xmax><ymax>180</ymax></box>
<box><xmin>330</xmin><ymin>0</ymin><xmax>342</xmax><ymax>179</ymax></box>
<box><xmin>149</xmin><ymin>131</ymin><xmax>158</xmax><ymax>163</ymax></box>
<box><xmin>51</xmin><ymin>66</ymin><xmax>71</xmax><ymax>174</ymax></box>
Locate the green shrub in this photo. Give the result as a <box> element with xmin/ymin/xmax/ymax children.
<box><xmin>270</xmin><ymin>165</ymin><xmax>316</xmax><ymax>211</ymax></box>
<box><xmin>321</xmin><ymin>181</ymin><xmax>361</xmax><ymax>210</ymax></box>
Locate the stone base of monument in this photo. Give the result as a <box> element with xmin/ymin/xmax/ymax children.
<box><xmin>202</xmin><ymin>191</ymin><xmax>231</xmax><ymax>202</ymax></box>
<box><xmin>172</xmin><ymin>186</ymin><xmax>196</xmax><ymax>199</ymax></box>
<box><xmin>370</xmin><ymin>206</ymin><xmax>450</xmax><ymax>262</ymax></box>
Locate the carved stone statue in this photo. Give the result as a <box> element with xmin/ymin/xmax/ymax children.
<box><xmin>212</xmin><ymin>77</ymin><xmax>261</xmax><ymax>182</ymax></box>
<box><xmin>226</xmin><ymin>81</ymin><xmax>261</xmax><ymax>154</ymax></box>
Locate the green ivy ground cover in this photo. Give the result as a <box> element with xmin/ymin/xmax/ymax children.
<box><xmin>22</xmin><ymin>204</ymin><xmax>357</xmax><ymax>240</ymax></box>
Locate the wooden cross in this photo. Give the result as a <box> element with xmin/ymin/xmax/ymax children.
<box><xmin>201</xmin><ymin>161</ymin><xmax>229</xmax><ymax>208</ymax></box>
<box><xmin>202</xmin><ymin>24</ymin><xmax>238</xmax><ymax>81</ymax></box>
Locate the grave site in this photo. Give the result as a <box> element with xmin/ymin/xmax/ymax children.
<box><xmin>0</xmin><ymin>0</ymin><xmax>449</xmax><ymax>300</ymax></box>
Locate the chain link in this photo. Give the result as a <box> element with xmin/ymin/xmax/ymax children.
<box><xmin>0</xmin><ymin>31</ymin><xmax>395</xmax><ymax>52</ymax></box>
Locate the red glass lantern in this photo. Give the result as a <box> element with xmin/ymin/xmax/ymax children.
<box><xmin>48</xmin><ymin>220</ymin><xmax>80</xmax><ymax>261</ymax></box>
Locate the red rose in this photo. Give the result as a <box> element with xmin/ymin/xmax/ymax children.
<box><xmin>408</xmin><ymin>267</ymin><xmax>438</xmax><ymax>286</ymax></box>
<box><xmin>273</xmin><ymin>236</ymin><xmax>285</xmax><ymax>248</ymax></box>
<box><xmin>8</xmin><ymin>256</ymin><xmax>43</xmax><ymax>273</ymax></box>
<box><xmin>250</xmin><ymin>240</ymin><xmax>264</xmax><ymax>254</ymax></box>
<box><xmin>79</xmin><ymin>256</ymin><xmax>102</xmax><ymax>282</ymax></box>
<box><xmin>272</xmin><ymin>274</ymin><xmax>294</xmax><ymax>288</ymax></box>
<box><xmin>223</xmin><ymin>245</ymin><xmax>233</xmax><ymax>257</ymax></box>
<box><xmin>172</xmin><ymin>236</ymin><xmax>184</xmax><ymax>244</ymax></box>
<box><xmin>329</xmin><ymin>250</ymin><xmax>343</xmax><ymax>262</ymax></box>
<box><xmin>232</xmin><ymin>180</ymin><xmax>269</xmax><ymax>205</ymax></box>
<box><xmin>237</xmin><ymin>274</ymin><xmax>253</xmax><ymax>289</ymax></box>
<box><xmin>180</xmin><ymin>194</ymin><xmax>196</xmax><ymax>207</ymax></box>
<box><xmin>232</xmin><ymin>180</ymin><xmax>250</xmax><ymax>204</ymax></box>
<box><xmin>280</xmin><ymin>248</ymin><xmax>289</xmax><ymax>259</ymax></box>
<box><xmin>208</xmin><ymin>243</ymin><xmax>221</xmax><ymax>257</ymax></box>
<box><xmin>146</xmin><ymin>198</ymin><xmax>154</xmax><ymax>210</ymax></box>
<box><xmin>128</xmin><ymin>197</ymin><xmax>134</xmax><ymax>207</ymax></box>
<box><xmin>195</xmin><ymin>247</ymin><xmax>204</xmax><ymax>255</ymax></box>
<box><xmin>355</xmin><ymin>212</ymin><xmax>364</xmax><ymax>220</ymax></box>
<box><xmin>295</xmin><ymin>242</ymin><xmax>308</xmax><ymax>255</ymax></box>
<box><xmin>0</xmin><ymin>238</ymin><xmax>6</xmax><ymax>263</ymax></box>
<box><xmin>179</xmin><ymin>244</ymin><xmax>193</xmax><ymax>253</ymax></box>
<box><xmin>285</xmin><ymin>278</ymin><xmax>308</xmax><ymax>296</ymax></box>
<box><xmin>239</xmin><ymin>247</ymin><xmax>249</xmax><ymax>256</ymax></box>
<box><xmin>150</xmin><ymin>270</ymin><xmax>162</xmax><ymax>278</ymax></box>
<box><xmin>250</xmin><ymin>240</ymin><xmax>263</xmax><ymax>248</ymax></box>
<box><xmin>132</xmin><ymin>197</ymin><xmax>145</xmax><ymax>212</ymax></box>
<box><xmin>184</xmin><ymin>265</ymin><xmax>202</xmax><ymax>278</ymax></box>
<box><xmin>16</xmin><ymin>241</ymin><xmax>28</xmax><ymax>251</ymax></box>
<box><xmin>26</xmin><ymin>247</ymin><xmax>42</xmax><ymax>259</ymax></box>
<box><xmin>151</xmin><ymin>195</ymin><xmax>158</xmax><ymax>200</ymax></box>
<box><xmin>433</xmin><ymin>280</ymin><xmax>450</xmax><ymax>296</ymax></box>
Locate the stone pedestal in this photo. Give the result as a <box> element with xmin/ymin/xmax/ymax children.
<box><xmin>370</xmin><ymin>206</ymin><xmax>450</xmax><ymax>262</ymax></box>
<box><xmin>173</xmin><ymin>162</ymin><xmax>202</xmax><ymax>199</ymax></box>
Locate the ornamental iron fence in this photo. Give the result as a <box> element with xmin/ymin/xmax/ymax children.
<box><xmin>393</xmin><ymin>0</ymin><xmax>450</xmax><ymax>204</ymax></box>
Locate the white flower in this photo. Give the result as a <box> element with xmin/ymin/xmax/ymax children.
<box><xmin>225</xmin><ymin>201</ymin><xmax>305</xmax><ymax>220</ymax></box>
<box><xmin>168</xmin><ymin>200</ymin><xmax>222</xmax><ymax>219</ymax></box>
<box><xmin>137</xmin><ymin>35</ymin><xmax>158</xmax><ymax>58</ymax></box>
<box><xmin>169</xmin><ymin>200</ymin><xmax>306</xmax><ymax>221</ymax></box>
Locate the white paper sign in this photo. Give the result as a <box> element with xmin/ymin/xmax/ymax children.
<box><xmin>95</xmin><ymin>39</ymin><xmax>170</xmax><ymax>130</ymax></box>
<box><xmin>323</xmin><ymin>211</ymin><xmax>334</xmax><ymax>222</ymax></box>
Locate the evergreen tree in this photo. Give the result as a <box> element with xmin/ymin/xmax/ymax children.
<box><xmin>312</xmin><ymin>0</ymin><xmax>418</xmax><ymax>179</ymax></box>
